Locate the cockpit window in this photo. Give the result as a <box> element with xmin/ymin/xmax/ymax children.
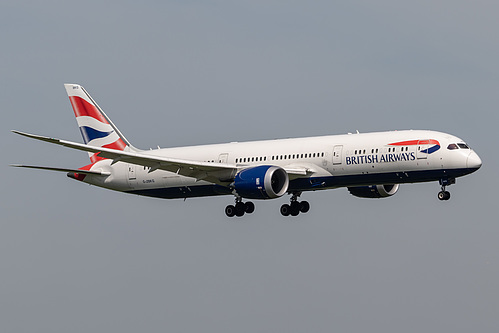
<box><xmin>447</xmin><ymin>143</ymin><xmax>470</xmax><ymax>150</ymax></box>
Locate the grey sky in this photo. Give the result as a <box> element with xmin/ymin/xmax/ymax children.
<box><xmin>2</xmin><ymin>1</ymin><xmax>498</xmax><ymax>332</ymax></box>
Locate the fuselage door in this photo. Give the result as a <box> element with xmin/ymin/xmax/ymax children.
<box><xmin>127</xmin><ymin>164</ymin><xmax>137</xmax><ymax>188</ymax></box>
<box><xmin>218</xmin><ymin>153</ymin><xmax>228</xmax><ymax>164</ymax></box>
<box><xmin>417</xmin><ymin>140</ymin><xmax>429</xmax><ymax>159</ymax></box>
<box><xmin>128</xmin><ymin>164</ymin><xmax>136</xmax><ymax>180</ymax></box>
<box><xmin>333</xmin><ymin>145</ymin><xmax>343</xmax><ymax>165</ymax></box>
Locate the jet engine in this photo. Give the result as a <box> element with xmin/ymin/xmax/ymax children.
<box><xmin>233</xmin><ymin>165</ymin><xmax>289</xmax><ymax>199</ymax></box>
<box><xmin>348</xmin><ymin>184</ymin><xmax>399</xmax><ymax>198</ymax></box>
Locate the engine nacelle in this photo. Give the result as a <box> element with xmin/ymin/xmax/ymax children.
<box><xmin>348</xmin><ymin>184</ymin><xmax>399</xmax><ymax>198</ymax></box>
<box><xmin>233</xmin><ymin>165</ymin><xmax>289</xmax><ymax>199</ymax></box>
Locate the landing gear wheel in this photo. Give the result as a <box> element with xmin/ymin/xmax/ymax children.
<box><xmin>438</xmin><ymin>179</ymin><xmax>454</xmax><ymax>201</ymax></box>
<box><xmin>438</xmin><ymin>191</ymin><xmax>451</xmax><ymax>201</ymax></box>
<box><xmin>225</xmin><ymin>199</ymin><xmax>256</xmax><ymax>218</ymax></box>
<box><xmin>235</xmin><ymin>202</ymin><xmax>246</xmax><ymax>217</ymax></box>
<box><xmin>245</xmin><ymin>201</ymin><xmax>255</xmax><ymax>214</ymax></box>
<box><xmin>281</xmin><ymin>192</ymin><xmax>311</xmax><ymax>217</ymax></box>
<box><xmin>299</xmin><ymin>201</ymin><xmax>310</xmax><ymax>213</ymax></box>
<box><xmin>225</xmin><ymin>205</ymin><xmax>236</xmax><ymax>217</ymax></box>
<box><xmin>290</xmin><ymin>201</ymin><xmax>300</xmax><ymax>216</ymax></box>
<box><xmin>280</xmin><ymin>204</ymin><xmax>291</xmax><ymax>216</ymax></box>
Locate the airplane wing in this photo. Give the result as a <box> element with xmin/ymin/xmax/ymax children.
<box><xmin>12</xmin><ymin>130</ymin><xmax>312</xmax><ymax>184</ymax></box>
<box><xmin>10</xmin><ymin>164</ymin><xmax>111</xmax><ymax>176</ymax></box>
<box><xmin>12</xmin><ymin>130</ymin><xmax>240</xmax><ymax>184</ymax></box>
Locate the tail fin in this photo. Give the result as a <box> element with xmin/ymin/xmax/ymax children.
<box><xmin>64</xmin><ymin>83</ymin><xmax>134</xmax><ymax>163</ymax></box>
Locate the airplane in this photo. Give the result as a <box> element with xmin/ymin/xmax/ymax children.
<box><xmin>12</xmin><ymin>84</ymin><xmax>482</xmax><ymax>217</ymax></box>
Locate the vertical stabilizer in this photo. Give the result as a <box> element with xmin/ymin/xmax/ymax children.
<box><xmin>64</xmin><ymin>83</ymin><xmax>133</xmax><ymax>163</ymax></box>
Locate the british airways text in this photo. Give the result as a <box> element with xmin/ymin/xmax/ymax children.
<box><xmin>346</xmin><ymin>152</ymin><xmax>416</xmax><ymax>165</ymax></box>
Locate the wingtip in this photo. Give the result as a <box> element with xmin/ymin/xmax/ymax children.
<box><xmin>11</xmin><ymin>130</ymin><xmax>33</xmax><ymax>138</ymax></box>
<box><xmin>11</xmin><ymin>130</ymin><xmax>28</xmax><ymax>137</ymax></box>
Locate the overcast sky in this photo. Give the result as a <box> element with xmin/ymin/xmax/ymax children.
<box><xmin>2</xmin><ymin>1</ymin><xmax>498</xmax><ymax>332</ymax></box>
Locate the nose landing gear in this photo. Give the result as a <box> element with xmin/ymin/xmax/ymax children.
<box><xmin>225</xmin><ymin>198</ymin><xmax>255</xmax><ymax>217</ymax></box>
<box><xmin>438</xmin><ymin>178</ymin><xmax>455</xmax><ymax>201</ymax></box>
<box><xmin>280</xmin><ymin>192</ymin><xmax>310</xmax><ymax>217</ymax></box>
<box><xmin>438</xmin><ymin>188</ymin><xmax>451</xmax><ymax>201</ymax></box>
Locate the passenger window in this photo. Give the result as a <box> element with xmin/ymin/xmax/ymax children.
<box><xmin>447</xmin><ymin>144</ymin><xmax>459</xmax><ymax>150</ymax></box>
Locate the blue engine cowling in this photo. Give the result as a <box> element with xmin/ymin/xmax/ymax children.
<box><xmin>347</xmin><ymin>184</ymin><xmax>399</xmax><ymax>198</ymax></box>
<box><xmin>233</xmin><ymin>165</ymin><xmax>289</xmax><ymax>199</ymax></box>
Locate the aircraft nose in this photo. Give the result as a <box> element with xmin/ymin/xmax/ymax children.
<box><xmin>467</xmin><ymin>151</ymin><xmax>482</xmax><ymax>170</ymax></box>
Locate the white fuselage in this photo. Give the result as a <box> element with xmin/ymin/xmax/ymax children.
<box><xmin>80</xmin><ymin>129</ymin><xmax>481</xmax><ymax>199</ymax></box>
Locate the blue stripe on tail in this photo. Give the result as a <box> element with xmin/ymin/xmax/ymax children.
<box><xmin>79</xmin><ymin>126</ymin><xmax>112</xmax><ymax>144</ymax></box>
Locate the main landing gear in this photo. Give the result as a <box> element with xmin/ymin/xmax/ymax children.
<box><xmin>438</xmin><ymin>178</ymin><xmax>455</xmax><ymax>201</ymax></box>
<box><xmin>225</xmin><ymin>198</ymin><xmax>255</xmax><ymax>217</ymax></box>
<box><xmin>280</xmin><ymin>192</ymin><xmax>310</xmax><ymax>217</ymax></box>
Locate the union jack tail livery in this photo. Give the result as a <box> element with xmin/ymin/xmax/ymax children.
<box><xmin>65</xmin><ymin>84</ymin><xmax>134</xmax><ymax>162</ymax></box>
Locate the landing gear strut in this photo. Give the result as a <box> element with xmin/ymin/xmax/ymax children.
<box><xmin>225</xmin><ymin>198</ymin><xmax>255</xmax><ymax>217</ymax></box>
<box><xmin>438</xmin><ymin>178</ymin><xmax>454</xmax><ymax>201</ymax></box>
<box><xmin>280</xmin><ymin>192</ymin><xmax>310</xmax><ymax>217</ymax></box>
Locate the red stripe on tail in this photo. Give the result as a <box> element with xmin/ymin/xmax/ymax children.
<box><xmin>89</xmin><ymin>139</ymin><xmax>127</xmax><ymax>163</ymax></box>
<box><xmin>69</xmin><ymin>96</ymin><xmax>109</xmax><ymax>124</ymax></box>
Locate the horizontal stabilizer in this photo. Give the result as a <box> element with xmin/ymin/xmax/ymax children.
<box><xmin>10</xmin><ymin>164</ymin><xmax>110</xmax><ymax>176</ymax></box>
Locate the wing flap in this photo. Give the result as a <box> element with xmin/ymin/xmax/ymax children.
<box><xmin>283</xmin><ymin>167</ymin><xmax>309</xmax><ymax>176</ymax></box>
